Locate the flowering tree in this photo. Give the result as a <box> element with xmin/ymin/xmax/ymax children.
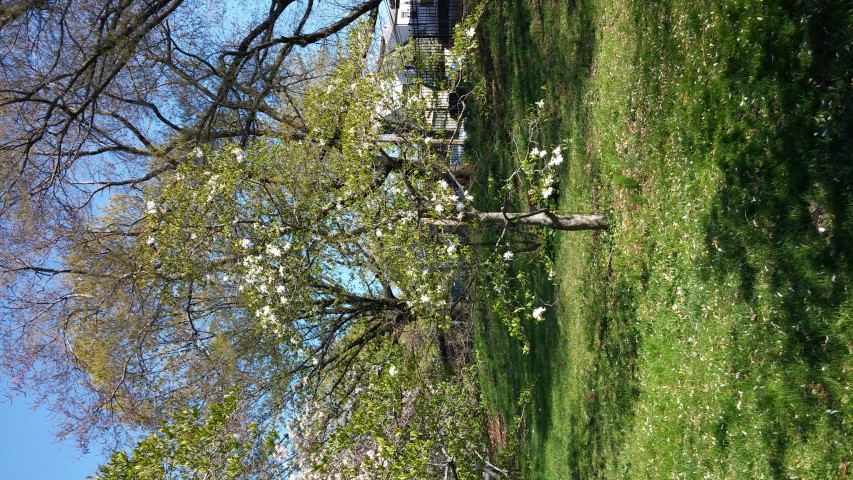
<box><xmin>286</xmin><ymin>349</ymin><xmax>491</xmax><ymax>480</ymax></box>
<box><xmin>4</xmin><ymin>14</ymin><xmax>606</xmax><ymax>477</ymax></box>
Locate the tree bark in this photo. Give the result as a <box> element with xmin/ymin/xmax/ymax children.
<box><xmin>471</xmin><ymin>210</ymin><xmax>608</xmax><ymax>231</ymax></box>
<box><xmin>424</xmin><ymin>210</ymin><xmax>608</xmax><ymax>232</ymax></box>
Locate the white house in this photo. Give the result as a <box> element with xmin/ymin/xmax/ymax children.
<box><xmin>378</xmin><ymin>0</ymin><xmax>465</xmax><ymax>136</ymax></box>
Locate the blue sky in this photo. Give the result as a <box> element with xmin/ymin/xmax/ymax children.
<box><xmin>0</xmin><ymin>384</ymin><xmax>103</xmax><ymax>480</ymax></box>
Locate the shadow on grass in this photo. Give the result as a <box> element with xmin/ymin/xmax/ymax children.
<box><xmin>702</xmin><ymin>0</ymin><xmax>853</xmax><ymax>470</ymax></box>
<box><xmin>469</xmin><ymin>0</ymin><xmax>644</xmax><ymax>474</ymax></box>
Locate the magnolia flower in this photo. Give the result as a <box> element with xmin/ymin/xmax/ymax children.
<box><xmin>535</xmin><ymin>99</ymin><xmax>545</xmax><ymax>109</ymax></box>
<box><xmin>542</xmin><ymin>186</ymin><xmax>554</xmax><ymax>198</ymax></box>
<box><xmin>273</xmin><ymin>445</ymin><xmax>287</xmax><ymax>462</ymax></box>
<box><xmin>446</xmin><ymin>244</ymin><xmax>456</xmax><ymax>254</ymax></box>
<box><xmin>532</xmin><ymin>306</ymin><xmax>546</xmax><ymax>321</ymax></box>
<box><xmin>146</xmin><ymin>201</ymin><xmax>157</xmax><ymax>215</ymax></box>
<box><xmin>424</xmin><ymin>136</ymin><xmax>433</xmax><ymax>144</ymax></box>
<box><xmin>434</xmin><ymin>204</ymin><xmax>444</xmax><ymax>213</ymax></box>
<box><xmin>240</xmin><ymin>238</ymin><xmax>251</xmax><ymax>249</ymax></box>
<box><xmin>146</xmin><ymin>236</ymin><xmax>155</xmax><ymax>246</ymax></box>
<box><xmin>420</xmin><ymin>294</ymin><xmax>430</xmax><ymax>303</ymax></box>
<box><xmin>232</xmin><ymin>147</ymin><xmax>244</xmax><ymax>163</ymax></box>
<box><xmin>266</xmin><ymin>244</ymin><xmax>282</xmax><ymax>257</ymax></box>
<box><xmin>531</xmin><ymin>147</ymin><xmax>542</xmax><ymax>158</ymax></box>
<box><xmin>549</xmin><ymin>146</ymin><xmax>564</xmax><ymax>166</ymax></box>
<box><xmin>388</xmin><ymin>365</ymin><xmax>398</xmax><ymax>377</ymax></box>
<box><xmin>503</xmin><ymin>251</ymin><xmax>514</xmax><ymax>261</ymax></box>
<box><xmin>466</xmin><ymin>27</ymin><xmax>476</xmax><ymax>37</ymax></box>
<box><xmin>375</xmin><ymin>229</ymin><xmax>383</xmax><ymax>238</ymax></box>
<box><xmin>439</xmin><ymin>179</ymin><xmax>449</xmax><ymax>189</ymax></box>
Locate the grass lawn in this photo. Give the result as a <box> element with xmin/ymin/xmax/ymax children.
<box><xmin>465</xmin><ymin>0</ymin><xmax>853</xmax><ymax>477</ymax></box>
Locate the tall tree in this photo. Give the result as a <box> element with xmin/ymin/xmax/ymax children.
<box><xmin>2</xmin><ymin>12</ymin><xmax>605</xmax><ymax>471</ymax></box>
<box><xmin>0</xmin><ymin>0</ymin><xmax>382</xmax><ymax>444</ymax></box>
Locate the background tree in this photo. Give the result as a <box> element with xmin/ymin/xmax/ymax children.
<box><xmin>0</xmin><ymin>0</ymin><xmax>383</xmax><ymax>445</ymax></box>
<box><xmin>93</xmin><ymin>390</ymin><xmax>284</xmax><ymax>479</ymax></box>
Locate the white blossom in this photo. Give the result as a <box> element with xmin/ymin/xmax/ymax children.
<box><xmin>240</xmin><ymin>238</ymin><xmax>252</xmax><ymax>249</ymax></box>
<box><xmin>232</xmin><ymin>147</ymin><xmax>244</xmax><ymax>163</ymax></box>
<box><xmin>466</xmin><ymin>27</ymin><xmax>476</xmax><ymax>37</ymax></box>
<box><xmin>388</xmin><ymin>365</ymin><xmax>398</xmax><ymax>377</ymax></box>
<box><xmin>549</xmin><ymin>146</ymin><xmax>564</xmax><ymax>166</ymax></box>
<box><xmin>542</xmin><ymin>186</ymin><xmax>554</xmax><ymax>198</ymax></box>
<box><xmin>503</xmin><ymin>251</ymin><xmax>514</xmax><ymax>261</ymax></box>
<box><xmin>532</xmin><ymin>306</ymin><xmax>546</xmax><ymax>321</ymax></box>
<box><xmin>420</xmin><ymin>294</ymin><xmax>430</xmax><ymax>303</ymax></box>
<box><xmin>273</xmin><ymin>444</ymin><xmax>287</xmax><ymax>462</ymax></box>
<box><xmin>146</xmin><ymin>236</ymin><xmax>155</xmax><ymax>246</ymax></box>
<box><xmin>375</xmin><ymin>229</ymin><xmax>383</xmax><ymax>238</ymax></box>
<box><xmin>266</xmin><ymin>244</ymin><xmax>282</xmax><ymax>257</ymax></box>
<box><xmin>146</xmin><ymin>201</ymin><xmax>157</xmax><ymax>215</ymax></box>
<box><xmin>535</xmin><ymin>99</ymin><xmax>545</xmax><ymax>109</ymax></box>
<box><xmin>434</xmin><ymin>204</ymin><xmax>444</xmax><ymax>213</ymax></box>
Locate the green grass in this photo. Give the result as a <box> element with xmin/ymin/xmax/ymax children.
<box><xmin>466</xmin><ymin>0</ymin><xmax>853</xmax><ymax>477</ymax></box>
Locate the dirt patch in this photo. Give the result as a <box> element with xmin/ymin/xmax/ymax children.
<box><xmin>486</xmin><ymin>413</ymin><xmax>509</xmax><ymax>454</ymax></box>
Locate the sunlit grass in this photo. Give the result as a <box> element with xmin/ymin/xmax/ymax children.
<box><xmin>468</xmin><ymin>0</ymin><xmax>853</xmax><ymax>477</ymax></box>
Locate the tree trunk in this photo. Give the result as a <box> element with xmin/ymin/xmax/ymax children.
<box><xmin>471</xmin><ymin>211</ymin><xmax>607</xmax><ymax>231</ymax></box>
<box><xmin>424</xmin><ymin>210</ymin><xmax>607</xmax><ymax>232</ymax></box>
